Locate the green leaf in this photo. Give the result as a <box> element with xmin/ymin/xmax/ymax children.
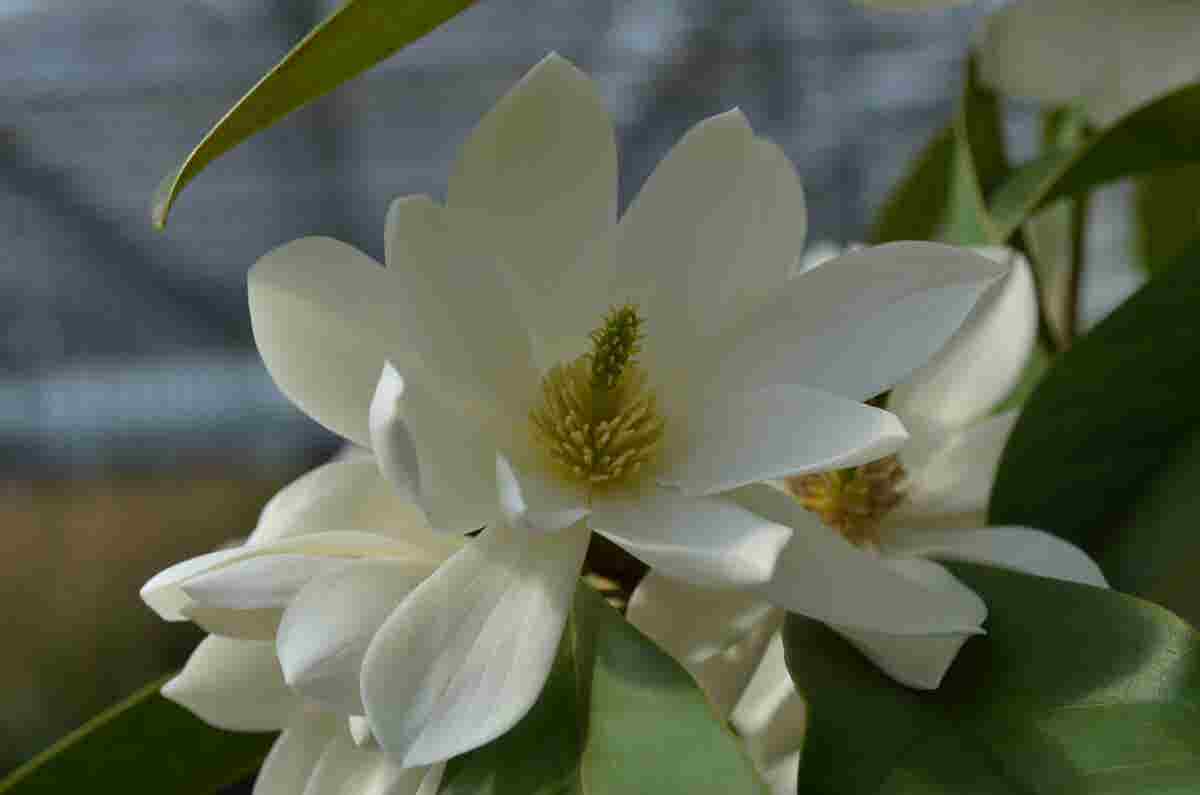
<box><xmin>990</xmin><ymin>80</ymin><xmax>1200</xmax><ymax>241</ymax></box>
<box><xmin>784</xmin><ymin>564</ymin><xmax>1200</xmax><ymax>794</ymax></box>
<box><xmin>575</xmin><ymin>585</ymin><xmax>767</xmax><ymax>795</ymax></box>
<box><xmin>1134</xmin><ymin>164</ymin><xmax>1200</xmax><ymax>276</ymax></box>
<box><xmin>151</xmin><ymin>0</ymin><xmax>476</xmax><ymax>228</ymax></box>
<box><xmin>869</xmin><ymin>124</ymin><xmax>954</xmax><ymax>244</ymax></box>
<box><xmin>0</xmin><ymin>674</ymin><xmax>274</xmax><ymax>795</ymax></box>
<box><xmin>989</xmin><ymin>241</ymin><xmax>1200</xmax><ymax>623</ymax></box>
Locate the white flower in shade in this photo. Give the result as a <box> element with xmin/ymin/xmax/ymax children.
<box><xmin>142</xmin><ymin>452</ymin><xmax>452</xmax><ymax>795</ymax></box>
<box><xmin>630</xmin><ymin>246</ymin><xmax>1107</xmax><ymax>692</ymax></box>
<box><xmin>247</xmin><ymin>52</ymin><xmax>1010</xmax><ymax>766</ymax></box>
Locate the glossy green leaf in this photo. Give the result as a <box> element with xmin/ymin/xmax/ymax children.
<box><xmin>869</xmin><ymin>124</ymin><xmax>954</xmax><ymax>244</ymax></box>
<box><xmin>152</xmin><ymin>0</ymin><xmax>476</xmax><ymax>228</ymax></box>
<box><xmin>989</xmin><ymin>242</ymin><xmax>1200</xmax><ymax>623</ymax></box>
<box><xmin>1134</xmin><ymin>164</ymin><xmax>1200</xmax><ymax>276</ymax></box>
<box><xmin>990</xmin><ymin>81</ymin><xmax>1200</xmax><ymax>241</ymax></box>
<box><xmin>784</xmin><ymin>564</ymin><xmax>1200</xmax><ymax>794</ymax></box>
<box><xmin>0</xmin><ymin>674</ymin><xmax>274</xmax><ymax>795</ymax></box>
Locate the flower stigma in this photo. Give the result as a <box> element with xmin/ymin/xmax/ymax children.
<box><xmin>530</xmin><ymin>305</ymin><xmax>665</xmax><ymax>491</ymax></box>
<box><xmin>785</xmin><ymin>456</ymin><xmax>906</xmax><ymax>550</ymax></box>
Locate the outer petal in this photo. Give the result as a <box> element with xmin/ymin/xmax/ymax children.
<box><xmin>361</xmin><ymin>523</ymin><xmax>589</xmax><ymax>767</ymax></box>
<box><xmin>831</xmin><ymin>558</ymin><xmax>985</xmax><ymax>690</ymax></box>
<box><xmin>609</xmin><ymin>110</ymin><xmax>806</xmax><ymax>373</ymax></box>
<box><xmin>496</xmin><ymin>453</ymin><xmax>590</xmax><ymax>534</ymax></box>
<box><xmin>696</xmin><ymin>242</ymin><xmax>1007</xmax><ymax>401</ymax></box>
<box><xmin>249</xmin><ymin>237</ymin><xmax>403</xmax><ymax>447</ymax></box>
<box><xmin>734</xmin><ymin>484</ymin><xmax>988</xmax><ymax>634</ymax></box>
<box><xmin>891</xmin><ymin>410</ymin><xmax>1018</xmax><ymax>528</ymax></box>
<box><xmin>302</xmin><ymin>726</ymin><xmax>432</xmax><ymax>795</ymax></box>
<box><xmin>182</xmin><ymin>555</ymin><xmax>356</xmax><ymax>610</ymax></box>
<box><xmin>590</xmin><ymin>487</ymin><xmax>793</xmax><ymax>588</ymax></box>
<box><xmin>179</xmin><ymin>604</ymin><xmax>283</xmax><ymax>641</ymax></box>
<box><xmin>277</xmin><ymin>559</ymin><xmax>438</xmax><ymax>715</ymax></box>
<box><xmin>660</xmin><ymin>384</ymin><xmax>907</xmax><ymax>496</ymax></box>
<box><xmin>882</xmin><ymin>526</ymin><xmax>1109</xmax><ymax>588</ymax></box>
<box><xmin>729</xmin><ymin>634</ymin><xmax>807</xmax><ymax>780</ymax></box>
<box><xmin>887</xmin><ymin>248</ymin><xmax>1036</xmax><ymax>433</ymax></box>
<box><xmin>161</xmin><ymin>636</ymin><xmax>299</xmax><ymax>732</ymax></box>
<box><xmin>448</xmin><ymin>53</ymin><xmax>617</xmax><ymax>334</ymax></box>
<box><xmin>253</xmin><ymin>710</ymin><xmax>340</xmax><ymax>795</ymax></box>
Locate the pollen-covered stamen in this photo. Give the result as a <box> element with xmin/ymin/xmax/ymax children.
<box><xmin>785</xmin><ymin>456</ymin><xmax>906</xmax><ymax>549</ymax></box>
<box><xmin>530</xmin><ymin>306</ymin><xmax>664</xmax><ymax>488</ymax></box>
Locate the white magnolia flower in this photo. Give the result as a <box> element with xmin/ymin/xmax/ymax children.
<box><xmin>142</xmin><ymin>452</ymin><xmax>452</xmax><ymax>794</ymax></box>
<box><xmin>247</xmin><ymin>53</ymin><xmax>1009</xmax><ymax>765</ymax></box>
<box><xmin>632</xmin><ymin>247</ymin><xmax>1108</xmax><ymax>690</ymax></box>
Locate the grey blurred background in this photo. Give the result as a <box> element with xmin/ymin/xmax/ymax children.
<box><xmin>0</xmin><ymin>0</ymin><xmax>1141</xmax><ymax>772</ymax></box>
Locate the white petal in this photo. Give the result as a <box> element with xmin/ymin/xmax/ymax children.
<box><xmin>361</xmin><ymin>523</ymin><xmax>589</xmax><ymax>767</ymax></box>
<box><xmin>370</xmin><ymin>363</ymin><xmax>509</xmax><ymax>534</ymax></box>
<box><xmin>626</xmin><ymin>571</ymin><xmax>781</xmax><ymax>716</ymax></box>
<box><xmin>729</xmin><ymin>634</ymin><xmax>807</xmax><ymax>773</ymax></box>
<box><xmin>887</xmin><ymin>248</ymin><xmax>1036</xmax><ymax>432</ymax></box>
<box><xmin>591</xmin><ymin>487</ymin><xmax>793</xmax><ymax>588</ymax></box>
<box><xmin>448</xmin><ymin>53</ymin><xmax>617</xmax><ymax>336</ymax></box>
<box><xmin>349</xmin><ymin>717</ymin><xmax>377</xmax><ymax>750</ymax></box>
<box><xmin>883</xmin><ymin>526</ymin><xmax>1109</xmax><ymax>588</ymax></box>
<box><xmin>179</xmin><ymin>604</ymin><xmax>283</xmax><ymax>641</ymax></box>
<box><xmin>302</xmin><ymin>726</ymin><xmax>430</xmax><ymax>795</ymax></box>
<box><xmin>253</xmin><ymin>711</ymin><xmax>340</xmax><ymax>795</ymax></box>
<box><xmin>249</xmin><ymin>237</ymin><xmax>402</xmax><ymax>447</ymax></box>
<box><xmin>496</xmin><ymin>453</ymin><xmax>590</xmax><ymax>534</ymax></box>
<box><xmin>661</xmin><ymin>384</ymin><xmax>908</xmax><ymax>496</ymax></box>
<box><xmin>182</xmin><ymin>555</ymin><xmax>355</xmax><ymax>610</ymax></box>
<box><xmin>830</xmin><ymin>556</ymin><xmax>986</xmax><ymax>689</ymax></box>
<box><xmin>278</xmin><ymin>559</ymin><xmax>436</xmax><ymax>715</ymax></box>
<box><xmin>383</xmin><ymin>195</ymin><xmax>536</xmax><ymax>413</ymax></box>
<box><xmin>162</xmin><ymin>636</ymin><xmax>299</xmax><ymax>732</ymax></box>
<box><xmin>142</xmin><ymin>531</ymin><xmax>410</xmax><ymax>621</ymax></box>
<box><xmin>697</xmin><ymin>242</ymin><xmax>1007</xmax><ymax>401</ymax></box>
<box><xmin>762</xmin><ymin>754</ymin><xmax>801</xmax><ymax>795</ymax></box>
<box><xmin>610</xmin><ymin>110</ymin><xmax>806</xmax><ymax>373</ymax></box>
<box><xmin>734</xmin><ymin>484</ymin><xmax>988</xmax><ymax>634</ymax></box>
<box><xmin>893</xmin><ymin>411</ymin><xmax>1018</xmax><ymax>527</ymax></box>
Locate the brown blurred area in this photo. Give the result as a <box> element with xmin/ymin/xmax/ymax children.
<box><xmin>0</xmin><ymin>473</ymin><xmax>293</xmax><ymax>774</ymax></box>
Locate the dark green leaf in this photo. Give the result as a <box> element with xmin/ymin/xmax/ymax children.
<box><xmin>869</xmin><ymin>124</ymin><xmax>955</xmax><ymax>244</ymax></box>
<box><xmin>0</xmin><ymin>675</ymin><xmax>274</xmax><ymax>795</ymax></box>
<box><xmin>990</xmin><ymin>81</ymin><xmax>1200</xmax><ymax>241</ymax></box>
<box><xmin>784</xmin><ymin>564</ymin><xmax>1200</xmax><ymax>794</ymax></box>
<box><xmin>942</xmin><ymin>56</ymin><xmax>1007</xmax><ymax>246</ymax></box>
<box><xmin>152</xmin><ymin>0</ymin><xmax>476</xmax><ymax>228</ymax></box>
<box><xmin>989</xmin><ymin>242</ymin><xmax>1200</xmax><ymax>623</ymax></box>
<box><xmin>1134</xmin><ymin>164</ymin><xmax>1200</xmax><ymax>276</ymax></box>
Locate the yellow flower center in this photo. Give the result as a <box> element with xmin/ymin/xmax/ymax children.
<box><xmin>785</xmin><ymin>456</ymin><xmax>906</xmax><ymax>549</ymax></box>
<box><xmin>530</xmin><ymin>306</ymin><xmax>665</xmax><ymax>490</ymax></box>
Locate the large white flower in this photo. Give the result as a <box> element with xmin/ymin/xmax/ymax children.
<box><xmin>632</xmin><ymin>246</ymin><xmax>1107</xmax><ymax>690</ymax></box>
<box><xmin>142</xmin><ymin>452</ymin><xmax>452</xmax><ymax>795</ymax></box>
<box><xmin>247</xmin><ymin>53</ymin><xmax>1008</xmax><ymax>765</ymax></box>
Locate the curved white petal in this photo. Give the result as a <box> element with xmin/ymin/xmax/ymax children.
<box><xmin>253</xmin><ymin>710</ymin><xmax>340</xmax><ymax>795</ymax></box>
<box><xmin>448</xmin><ymin>53</ymin><xmax>617</xmax><ymax>337</ymax></box>
<box><xmin>179</xmin><ymin>604</ymin><xmax>283</xmax><ymax>641</ymax></box>
<box><xmin>887</xmin><ymin>248</ymin><xmax>1036</xmax><ymax>432</ymax></box>
<box><xmin>591</xmin><ymin>487</ymin><xmax>793</xmax><ymax>588</ymax></box>
<box><xmin>370</xmin><ymin>363</ymin><xmax>509</xmax><ymax>534</ymax></box>
<box><xmin>384</xmin><ymin>195</ymin><xmax>536</xmax><ymax>413</ymax></box>
<box><xmin>698</xmin><ymin>242</ymin><xmax>1007</xmax><ymax>401</ymax></box>
<box><xmin>609</xmin><ymin>110</ymin><xmax>806</xmax><ymax>375</ymax></box>
<box><xmin>142</xmin><ymin>531</ymin><xmax>410</xmax><ymax>622</ymax></box>
<box><xmin>734</xmin><ymin>483</ymin><xmax>988</xmax><ymax>634</ymax></box>
<box><xmin>496</xmin><ymin>453</ymin><xmax>590</xmax><ymax>534</ymax></box>
<box><xmin>729</xmin><ymin>634</ymin><xmax>807</xmax><ymax>775</ymax></box>
<box><xmin>249</xmin><ymin>237</ymin><xmax>403</xmax><ymax>447</ymax></box>
<box><xmin>302</xmin><ymin>726</ymin><xmax>431</xmax><ymax>795</ymax></box>
<box><xmin>762</xmin><ymin>754</ymin><xmax>801</xmax><ymax>795</ymax></box>
<box><xmin>661</xmin><ymin>385</ymin><xmax>907</xmax><ymax>496</ymax></box>
<box><xmin>893</xmin><ymin>410</ymin><xmax>1018</xmax><ymax>527</ymax></box>
<box><xmin>361</xmin><ymin>523</ymin><xmax>589</xmax><ymax>767</ymax></box>
<box><xmin>626</xmin><ymin>571</ymin><xmax>781</xmax><ymax>716</ymax></box>
<box><xmin>182</xmin><ymin>555</ymin><xmax>356</xmax><ymax>610</ymax></box>
<box><xmin>883</xmin><ymin>526</ymin><xmax>1108</xmax><ymax>588</ymax></box>
<box><xmin>162</xmin><ymin>636</ymin><xmax>299</xmax><ymax>732</ymax></box>
<box><xmin>278</xmin><ymin>559</ymin><xmax>437</xmax><ymax>715</ymax></box>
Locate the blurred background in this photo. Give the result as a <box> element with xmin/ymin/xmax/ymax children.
<box><xmin>0</xmin><ymin>0</ymin><xmax>1143</xmax><ymax>773</ymax></box>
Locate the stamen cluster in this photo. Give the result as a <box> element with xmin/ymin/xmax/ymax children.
<box><xmin>786</xmin><ymin>456</ymin><xmax>906</xmax><ymax>549</ymax></box>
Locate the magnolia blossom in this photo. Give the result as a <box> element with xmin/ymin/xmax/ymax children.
<box><xmin>243</xmin><ymin>53</ymin><xmax>1010</xmax><ymax>765</ymax></box>
<box><xmin>141</xmin><ymin>452</ymin><xmax>456</xmax><ymax>793</ymax></box>
<box><xmin>632</xmin><ymin>245</ymin><xmax>1108</xmax><ymax>691</ymax></box>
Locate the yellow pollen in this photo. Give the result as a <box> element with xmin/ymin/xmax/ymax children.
<box><xmin>785</xmin><ymin>456</ymin><xmax>906</xmax><ymax>549</ymax></box>
<box><xmin>530</xmin><ymin>306</ymin><xmax>664</xmax><ymax>489</ymax></box>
